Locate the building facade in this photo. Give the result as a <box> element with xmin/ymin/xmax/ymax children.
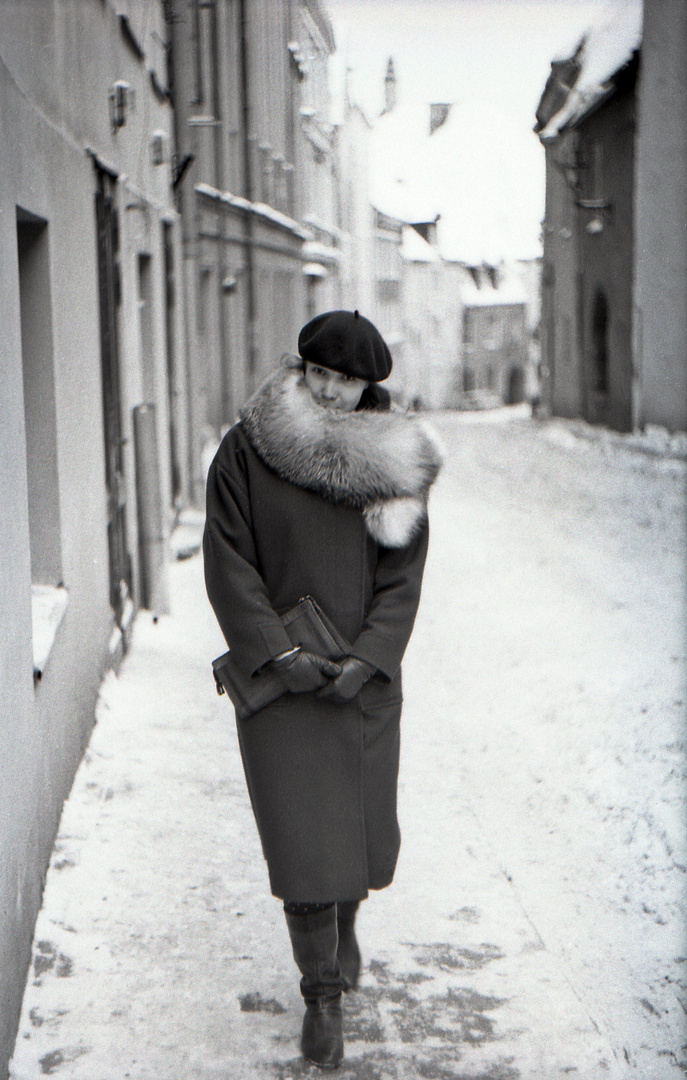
<box><xmin>0</xmin><ymin>2</ymin><xmax>182</xmax><ymax>1073</ymax></box>
<box><xmin>537</xmin><ymin>0</ymin><xmax>687</xmax><ymax>434</ymax></box>
<box><xmin>167</xmin><ymin>0</ymin><xmax>340</xmax><ymax>504</ymax></box>
<box><xmin>336</xmin><ymin>98</ymin><xmax>375</xmax><ymax>320</ymax></box>
<box><xmin>632</xmin><ymin>0</ymin><xmax>687</xmax><ymax>432</ymax></box>
<box><xmin>538</xmin><ymin>49</ymin><xmax>638</xmax><ymax>432</ymax></box>
<box><xmin>459</xmin><ymin>267</ymin><xmax>529</xmax><ymax>408</ymax></box>
<box><xmin>400</xmin><ymin>227</ymin><xmax>462</xmax><ymax>410</ymax></box>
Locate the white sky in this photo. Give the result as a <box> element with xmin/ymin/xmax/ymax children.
<box><xmin>325</xmin><ymin>0</ymin><xmax>614</xmax><ymax>263</ymax></box>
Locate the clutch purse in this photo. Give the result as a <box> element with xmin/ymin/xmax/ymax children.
<box><xmin>212</xmin><ymin>595</ymin><xmax>350</xmax><ymax>720</ymax></box>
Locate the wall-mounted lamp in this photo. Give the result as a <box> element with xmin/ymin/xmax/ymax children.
<box><xmin>222</xmin><ymin>266</ymin><xmax>245</xmax><ymax>293</ymax></box>
<box><xmin>110</xmin><ymin>80</ymin><xmax>132</xmax><ymax>131</ymax></box>
<box><xmin>150</xmin><ymin>130</ymin><xmax>167</xmax><ymax>166</ymax></box>
<box><xmin>287</xmin><ymin>41</ymin><xmax>307</xmax><ymax>81</ymax></box>
<box><xmin>576</xmin><ymin>198</ymin><xmax>612</xmax><ymax>235</ymax></box>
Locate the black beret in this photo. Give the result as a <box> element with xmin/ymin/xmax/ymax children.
<box><xmin>298</xmin><ymin>309</ymin><xmax>392</xmax><ymax>382</ymax></box>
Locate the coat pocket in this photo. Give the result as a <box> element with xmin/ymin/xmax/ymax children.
<box><xmin>359</xmin><ymin>669</ymin><xmax>403</xmax><ymax>712</ymax></box>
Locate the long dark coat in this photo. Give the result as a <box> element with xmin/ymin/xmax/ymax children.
<box><xmin>203</xmin><ymin>361</ymin><xmax>440</xmax><ymax>903</ymax></box>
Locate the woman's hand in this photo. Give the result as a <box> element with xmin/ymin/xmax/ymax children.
<box><xmin>273</xmin><ymin>650</ymin><xmax>342</xmax><ymax>694</ymax></box>
<box><xmin>317</xmin><ymin>657</ymin><xmax>377</xmax><ymax>703</ymax></box>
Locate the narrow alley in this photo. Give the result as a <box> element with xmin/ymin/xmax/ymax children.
<box><xmin>9</xmin><ymin>412</ymin><xmax>686</xmax><ymax>1080</ymax></box>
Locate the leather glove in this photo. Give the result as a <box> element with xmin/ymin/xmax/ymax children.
<box><xmin>272</xmin><ymin>650</ymin><xmax>342</xmax><ymax>694</ymax></box>
<box><xmin>317</xmin><ymin>656</ymin><xmax>377</xmax><ymax>703</ymax></box>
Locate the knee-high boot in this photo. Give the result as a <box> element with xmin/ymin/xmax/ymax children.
<box><xmin>336</xmin><ymin>901</ymin><xmax>361</xmax><ymax>992</ymax></box>
<box><xmin>284</xmin><ymin>905</ymin><xmax>344</xmax><ymax>1069</ymax></box>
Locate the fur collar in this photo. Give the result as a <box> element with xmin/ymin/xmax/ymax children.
<box><xmin>240</xmin><ymin>359</ymin><xmax>442</xmax><ymax>547</ymax></box>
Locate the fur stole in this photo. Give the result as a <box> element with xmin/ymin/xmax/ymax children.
<box><xmin>240</xmin><ymin>358</ymin><xmax>443</xmax><ymax>548</ymax></box>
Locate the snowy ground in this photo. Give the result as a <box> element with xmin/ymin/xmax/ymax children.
<box><xmin>9</xmin><ymin>411</ymin><xmax>687</xmax><ymax>1080</ymax></box>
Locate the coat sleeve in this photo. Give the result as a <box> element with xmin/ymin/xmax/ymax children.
<box><xmin>203</xmin><ymin>431</ymin><xmax>293</xmax><ymax>676</ymax></box>
<box><xmin>349</xmin><ymin>521</ymin><xmax>429</xmax><ymax>682</ymax></box>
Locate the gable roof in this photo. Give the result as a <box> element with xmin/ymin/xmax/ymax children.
<box><xmin>401</xmin><ymin>224</ymin><xmax>440</xmax><ymax>264</ymax></box>
<box><xmin>460</xmin><ymin>265</ymin><xmax>527</xmax><ymax>308</ymax></box>
<box><xmin>368</xmin><ymin>101</ymin><xmax>443</xmax><ymax>225</ymax></box>
<box><xmin>537</xmin><ymin>0</ymin><xmax>642</xmax><ymax>142</ymax></box>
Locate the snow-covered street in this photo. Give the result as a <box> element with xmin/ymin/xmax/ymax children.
<box><xmin>9</xmin><ymin>412</ymin><xmax>686</xmax><ymax>1080</ymax></box>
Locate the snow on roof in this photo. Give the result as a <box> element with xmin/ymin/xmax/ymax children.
<box><xmin>460</xmin><ymin>268</ymin><xmax>527</xmax><ymax>308</ymax></box>
<box><xmin>366</xmin><ymin>89</ymin><xmax>544</xmax><ymax>265</ymax></box>
<box><xmin>195</xmin><ymin>183</ymin><xmax>314</xmax><ymax>240</ymax></box>
<box><xmin>401</xmin><ymin>224</ymin><xmax>440</xmax><ymax>263</ymax></box>
<box><xmin>539</xmin><ymin>0</ymin><xmax>642</xmax><ymax>141</ymax></box>
<box><xmin>369</xmin><ymin>102</ymin><xmax>442</xmax><ymax>224</ymax></box>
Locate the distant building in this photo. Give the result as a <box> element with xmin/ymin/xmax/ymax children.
<box><xmin>359</xmin><ymin>57</ymin><xmax>542</xmax><ymax>411</ymax></box>
<box><xmin>400</xmin><ymin>226</ymin><xmax>462</xmax><ymax>410</ymax></box>
<box><xmin>632</xmin><ymin>0</ymin><xmax>687</xmax><ymax>432</ymax></box>
<box><xmin>536</xmin><ymin>0</ymin><xmax>687</xmax><ymax>433</ymax></box>
<box><xmin>459</xmin><ymin>266</ymin><xmax>529</xmax><ymax>407</ymax></box>
<box><xmin>337</xmin><ymin>96</ymin><xmax>376</xmax><ymax>317</ymax></box>
<box><xmin>168</xmin><ymin>0</ymin><xmax>339</xmax><ymax>502</ymax></box>
<box><xmin>372</xmin><ymin>208</ymin><xmax>406</xmax><ymax>395</ymax></box>
<box><xmin>0</xmin><ymin>2</ymin><xmax>179</xmax><ymax>1070</ymax></box>
<box><xmin>362</xmin><ymin>64</ymin><xmax>455</xmax><ymax>405</ymax></box>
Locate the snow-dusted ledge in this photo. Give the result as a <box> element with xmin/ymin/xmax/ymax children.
<box><xmin>194</xmin><ymin>182</ymin><xmax>314</xmax><ymax>241</ymax></box>
<box><xmin>32</xmin><ymin>584</ymin><xmax>69</xmax><ymax>683</ymax></box>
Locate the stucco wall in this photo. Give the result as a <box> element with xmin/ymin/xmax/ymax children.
<box><xmin>0</xmin><ymin>2</ymin><xmax>178</xmax><ymax>1072</ymax></box>
<box><xmin>0</xmin><ymin>60</ymin><xmax>111</xmax><ymax>1075</ymax></box>
<box><xmin>577</xmin><ymin>87</ymin><xmax>636</xmax><ymax>432</ymax></box>
<box><xmin>633</xmin><ymin>0</ymin><xmax>687</xmax><ymax>432</ymax></box>
<box><xmin>542</xmin><ymin>133</ymin><xmax>584</xmax><ymax>420</ymax></box>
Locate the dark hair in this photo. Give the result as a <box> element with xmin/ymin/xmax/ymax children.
<box><xmin>357</xmin><ymin>383</ymin><xmax>391</xmax><ymax>412</ymax></box>
<box><xmin>282</xmin><ymin>352</ymin><xmax>391</xmax><ymax>411</ymax></box>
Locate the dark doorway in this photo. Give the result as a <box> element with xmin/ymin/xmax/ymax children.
<box><xmin>95</xmin><ymin>169</ymin><xmax>132</xmax><ymax>628</ymax></box>
<box><xmin>592</xmin><ymin>289</ymin><xmax>609</xmax><ymax>394</ymax></box>
<box><xmin>17</xmin><ymin>209</ymin><xmax>62</xmax><ymax>589</ymax></box>
<box><xmin>163</xmin><ymin>224</ymin><xmax>182</xmax><ymax>505</ymax></box>
<box><xmin>507</xmin><ymin>366</ymin><xmax>525</xmax><ymax>404</ymax></box>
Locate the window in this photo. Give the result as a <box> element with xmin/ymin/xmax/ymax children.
<box><xmin>198</xmin><ymin>266</ymin><xmax>211</xmax><ymax>335</ymax></box>
<box><xmin>17</xmin><ymin>207</ymin><xmax>68</xmax><ymax>680</ymax></box>
<box><xmin>484</xmin><ymin>311</ymin><xmax>503</xmax><ymax>350</ymax></box>
<box><xmin>163</xmin><ymin>224</ymin><xmax>182</xmax><ymax>504</ymax></box>
<box><xmin>17</xmin><ymin>209</ymin><xmax>62</xmax><ymax>588</ymax></box>
<box><xmin>259</xmin><ymin>143</ymin><xmax>274</xmax><ymax>204</ymax></box>
<box><xmin>376</xmin><ymin>278</ymin><xmax>400</xmax><ymax>304</ymax></box>
<box><xmin>138</xmin><ymin>254</ymin><xmax>155</xmax><ymax>403</ymax></box>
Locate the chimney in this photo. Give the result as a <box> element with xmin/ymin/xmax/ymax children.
<box><xmin>383</xmin><ymin>57</ymin><xmax>396</xmax><ymax>114</ymax></box>
<box><xmin>430</xmin><ymin>103</ymin><xmax>451</xmax><ymax>135</ymax></box>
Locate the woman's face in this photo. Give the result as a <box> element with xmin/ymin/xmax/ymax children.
<box><xmin>304</xmin><ymin>361</ymin><xmax>368</xmax><ymax>412</ymax></box>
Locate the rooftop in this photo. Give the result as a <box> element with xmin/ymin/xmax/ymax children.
<box><xmin>537</xmin><ymin>0</ymin><xmax>642</xmax><ymax>142</ymax></box>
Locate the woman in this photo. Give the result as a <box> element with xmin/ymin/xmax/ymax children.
<box><xmin>203</xmin><ymin>310</ymin><xmax>441</xmax><ymax>1069</ymax></box>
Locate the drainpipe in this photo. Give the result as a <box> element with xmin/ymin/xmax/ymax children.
<box><xmin>239</xmin><ymin>0</ymin><xmax>257</xmax><ymax>388</ymax></box>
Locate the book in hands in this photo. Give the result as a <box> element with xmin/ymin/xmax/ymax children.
<box><xmin>212</xmin><ymin>595</ymin><xmax>350</xmax><ymax>720</ymax></box>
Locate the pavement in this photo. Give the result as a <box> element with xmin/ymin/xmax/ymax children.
<box><xmin>8</xmin><ymin>417</ymin><xmax>686</xmax><ymax>1080</ymax></box>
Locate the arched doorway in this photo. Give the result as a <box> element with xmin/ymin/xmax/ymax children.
<box><xmin>592</xmin><ymin>289</ymin><xmax>609</xmax><ymax>394</ymax></box>
<box><xmin>507</xmin><ymin>366</ymin><xmax>525</xmax><ymax>404</ymax></box>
